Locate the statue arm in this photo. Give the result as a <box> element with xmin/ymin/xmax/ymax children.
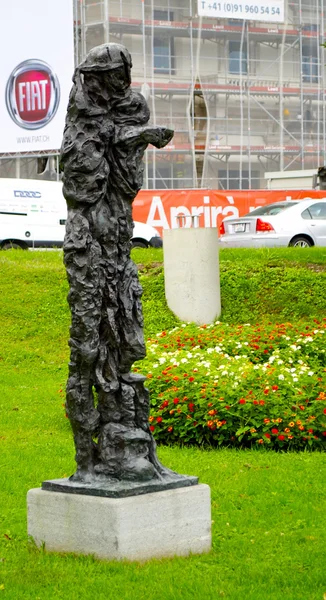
<box><xmin>115</xmin><ymin>126</ymin><xmax>173</xmax><ymax>149</ymax></box>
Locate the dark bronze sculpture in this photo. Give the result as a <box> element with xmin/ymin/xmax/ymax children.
<box><xmin>43</xmin><ymin>43</ymin><xmax>197</xmax><ymax>497</ymax></box>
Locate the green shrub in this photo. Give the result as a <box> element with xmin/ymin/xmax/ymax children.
<box><xmin>135</xmin><ymin>320</ymin><xmax>326</xmax><ymax>449</ymax></box>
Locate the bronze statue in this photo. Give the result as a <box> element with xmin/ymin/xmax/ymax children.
<box><xmin>45</xmin><ymin>43</ymin><xmax>197</xmax><ymax>496</ymax></box>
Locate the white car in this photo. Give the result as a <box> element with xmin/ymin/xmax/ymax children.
<box><xmin>219</xmin><ymin>198</ymin><xmax>326</xmax><ymax>248</ymax></box>
<box><xmin>131</xmin><ymin>221</ymin><xmax>162</xmax><ymax>249</ymax></box>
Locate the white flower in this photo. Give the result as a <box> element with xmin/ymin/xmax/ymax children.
<box><xmin>278</xmin><ymin>374</ymin><xmax>285</xmax><ymax>380</ymax></box>
<box><xmin>180</xmin><ymin>358</ymin><xmax>188</xmax><ymax>364</ymax></box>
<box><xmin>222</xmin><ymin>371</ymin><xmax>228</xmax><ymax>376</ymax></box>
<box><xmin>308</xmin><ymin>371</ymin><xmax>314</xmax><ymax>376</ymax></box>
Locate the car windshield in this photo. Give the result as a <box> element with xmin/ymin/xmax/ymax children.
<box><xmin>245</xmin><ymin>202</ymin><xmax>298</xmax><ymax>217</ymax></box>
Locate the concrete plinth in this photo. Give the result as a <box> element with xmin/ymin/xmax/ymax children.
<box><xmin>163</xmin><ymin>227</ymin><xmax>221</xmax><ymax>325</ymax></box>
<box><xmin>27</xmin><ymin>484</ymin><xmax>211</xmax><ymax>561</ymax></box>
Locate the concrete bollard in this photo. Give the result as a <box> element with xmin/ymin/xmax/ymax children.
<box><xmin>163</xmin><ymin>219</ymin><xmax>221</xmax><ymax>325</ymax></box>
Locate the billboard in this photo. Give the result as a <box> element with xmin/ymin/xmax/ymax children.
<box><xmin>0</xmin><ymin>0</ymin><xmax>74</xmax><ymax>153</ymax></box>
<box><xmin>198</xmin><ymin>0</ymin><xmax>285</xmax><ymax>23</ymax></box>
<box><xmin>133</xmin><ymin>189</ymin><xmax>326</xmax><ymax>234</ymax></box>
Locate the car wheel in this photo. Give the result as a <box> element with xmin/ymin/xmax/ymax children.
<box><xmin>131</xmin><ymin>239</ymin><xmax>147</xmax><ymax>249</ymax></box>
<box><xmin>289</xmin><ymin>236</ymin><xmax>313</xmax><ymax>248</ymax></box>
<box><xmin>1</xmin><ymin>241</ymin><xmax>26</xmax><ymax>250</ymax></box>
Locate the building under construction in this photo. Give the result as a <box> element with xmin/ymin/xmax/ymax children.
<box><xmin>1</xmin><ymin>0</ymin><xmax>326</xmax><ymax>190</ymax></box>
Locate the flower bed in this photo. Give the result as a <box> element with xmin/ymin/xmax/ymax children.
<box><xmin>135</xmin><ymin>320</ymin><xmax>326</xmax><ymax>449</ymax></box>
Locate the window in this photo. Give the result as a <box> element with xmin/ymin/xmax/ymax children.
<box><xmin>228</xmin><ymin>41</ymin><xmax>247</xmax><ymax>75</ymax></box>
<box><xmin>302</xmin><ymin>27</ymin><xmax>318</xmax><ymax>84</ymax></box>
<box><xmin>218</xmin><ymin>169</ymin><xmax>258</xmax><ymax>190</ymax></box>
<box><xmin>247</xmin><ymin>203</ymin><xmax>298</xmax><ymax>217</ymax></box>
<box><xmin>302</xmin><ymin>203</ymin><xmax>326</xmax><ymax>220</ymax></box>
<box><xmin>153</xmin><ymin>10</ymin><xmax>175</xmax><ymax>75</ymax></box>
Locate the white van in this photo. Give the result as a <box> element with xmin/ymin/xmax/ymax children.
<box><xmin>0</xmin><ymin>179</ymin><xmax>162</xmax><ymax>250</ymax></box>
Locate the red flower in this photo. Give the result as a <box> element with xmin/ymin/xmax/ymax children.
<box><xmin>173</xmin><ymin>376</ymin><xmax>179</xmax><ymax>381</ymax></box>
<box><xmin>264</xmin><ymin>433</ymin><xmax>271</xmax><ymax>439</ymax></box>
<box><xmin>322</xmin><ymin>432</ymin><xmax>326</xmax><ymax>437</ymax></box>
<box><xmin>323</xmin><ymin>408</ymin><xmax>326</xmax><ymax>415</ymax></box>
<box><xmin>173</xmin><ymin>398</ymin><xmax>179</xmax><ymax>404</ymax></box>
<box><xmin>189</xmin><ymin>377</ymin><xmax>195</xmax><ymax>382</ymax></box>
<box><xmin>271</xmin><ymin>428</ymin><xmax>279</xmax><ymax>434</ymax></box>
<box><xmin>272</xmin><ymin>385</ymin><xmax>278</xmax><ymax>391</ymax></box>
<box><xmin>167</xmin><ymin>426</ymin><xmax>173</xmax><ymax>432</ymax></box>
<box><xmin>308</xmin><ymin>429</ymin><xmax>314</xmax><ymax>434</ymax></box>
<box><xmin>149</xmin><ymin>425</ymin><xmax>155</xmax><ymax>432</ymax></box>
<box><xmin>253</xmin><ymin>400</ymin><xmax>259</xmax><ymax>405</ymax></box>
<box><xmin>188</xmin><ymin>403</ymin><xmax>195</xmax><ymax>412</ymax></box>
<box><xmin>263</xmin><ymin>389</ymin><xmax>269</xmax><ymax>395</ymax></box>
<box><xmin>278</xmin><ymin>435</ymin><xmax>285</xmax><ymax>441</ymax></box>
<box><xmin>299</xmin><ymin>405</ymin><xmax>305</xmax><ymax>411</ymax></box>
<box><xmin>156</xmin><ymin>417</ymin><xmax>163</xmax><ymax>423</ymax></box>
<box><xmin>161</xmin><ymin>400</ymin><xmax>169</xmax><ymax>408</ymax></box>
<box><xmin>259</xmin><ymin>400</ymin><xmax>265</xmax><ymax>406</ymax></box>
<box><xmin>239</xmin><ymin>399</ymin><xmax>246</xmax><ymax>404</ymax></box>
<box><xmin>225</xmin><ymin>405</ymin><xmax>230</xmax><ymax>410</ymax></box>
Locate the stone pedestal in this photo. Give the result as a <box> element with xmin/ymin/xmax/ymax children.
<box><xmin>27</xmin><ymin>484</ymin><xmax>211</xmax><ymax>561</ymax></box>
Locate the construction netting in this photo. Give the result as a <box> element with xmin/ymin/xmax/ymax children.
<box><xmin>1</xmin><ymin>0</ymin><xmax>326</xmax><ymax>190</ymax></box>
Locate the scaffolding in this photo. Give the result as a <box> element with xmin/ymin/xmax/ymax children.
<box><xmin>2</xmin><ymin>0</ymin><xmax>326</xmax><ymax>190</ymax></box>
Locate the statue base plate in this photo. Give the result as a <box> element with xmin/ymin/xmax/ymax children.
<box><xmin>42</xmin><ymin>474</ymin><xmax>198</xmax><ymax>498</ymax></box>
<box><xmin>27</xmin><ymin>484</ymin><xmax>211</xmax><ymax>561</ymax></box>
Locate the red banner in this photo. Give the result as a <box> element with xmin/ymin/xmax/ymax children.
<box><xmin>133</xmin><ymin>189</ymin><xmax>326</xmax><ymax>234</ymax></box>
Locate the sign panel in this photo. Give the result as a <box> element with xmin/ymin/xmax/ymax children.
<box><xmin>198</xmin><ymin>0</ymin><xmax>285</xmax><ymax>23</ymax></box>
<box><xmin>132</xmin><ymin>189</ymin><xmax>326</xmax><ymax>234</ymax></box>
<box><xmin>0</xmin><ymin>0</ymin><xmax>74</xmax><ymax>153</ymax></box>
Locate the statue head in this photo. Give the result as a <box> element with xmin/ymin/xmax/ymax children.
<box><xmin>78</xmin><ymin>43</ymin><xmax>132</xmax><ymax>89</ymax></box>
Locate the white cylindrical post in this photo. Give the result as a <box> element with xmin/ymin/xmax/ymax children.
<box><xmin>163</xmin><ymin>224</ymin><xmax>221</xmax><ymax>325</ymax></box>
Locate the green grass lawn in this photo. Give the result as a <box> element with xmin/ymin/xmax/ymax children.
<box><xmin>0</xmin><ymin>249</ymin><xmax>326</xmax><ymax>599</ymax></box>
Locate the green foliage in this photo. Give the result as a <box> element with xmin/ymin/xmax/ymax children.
<box><xmin>219</xmin><ymin>247</ymin><xmax>326</xmax><ymax>323</ymax></box>
<box><xmin>138</xmin><ymin>321</ymin><xmax>326</xmax><ymax>449</ymax></box>
<box><xmin>0</xmin><ymin>249</ymin><xmax>326</xmax><ymax>598</ymax></box>
<box><xmin>140</xmin><ymin>269</ymin><xmax>180</xmax><ymax>336</ymax></box>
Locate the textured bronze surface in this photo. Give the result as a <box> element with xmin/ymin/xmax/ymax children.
<box><xmin>54</xmin><ymin>43</ymin><xmax>196</xmax><ymax>493</ymax></box>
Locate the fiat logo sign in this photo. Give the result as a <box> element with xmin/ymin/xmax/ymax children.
<box><xmin>5</xmin><ymin>59</ymin><xmax>60</xmax><ymax>130</ymax></box>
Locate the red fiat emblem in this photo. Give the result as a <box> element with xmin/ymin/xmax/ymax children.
<box><xmin>5</xmin><ymin>59</ymin><xmax>60</xmax><ymax>130</ymax></box>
